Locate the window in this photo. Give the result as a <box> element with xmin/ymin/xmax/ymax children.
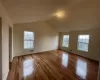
<box><xmin>78</xmin><ymin>35</ymin><xmax>90</xmax><ymax>52</ymax></box>
<box><xmin>62</xmin><ymin>35</ymin><xmax>69</xmax><ymax>47</ymax></box>
<box><xmin>24</xmin><ymin>31</ymin><xmax>34</xmax><ymax>49</ymax></box>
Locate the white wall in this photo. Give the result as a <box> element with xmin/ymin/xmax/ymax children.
<box><xmin>98</xmin><ymin>61</ymin><xmax>100</xmax><ymax>80</ymax></box>
<box><xmin>13</xmin><ymin>22</ymin><xmax>58</xmax><ymax>57</ymax></box>
<box><xmin>0</xmin><ymin>1</ymin><xmax>13</xmax><ymax>80</ymax></box>
<box><xmin>59</xmin><ymin>28</ymin><xmax>100</xmax><ymax>61</ymax></box>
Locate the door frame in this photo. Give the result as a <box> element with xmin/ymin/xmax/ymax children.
<box><xmin>9</xmin><ymin>26</ymin><xmax>12</xmax><ymax>62</ymax></box>
<box><xmin>0</xmin><ymin>17</ymin><xmax>2</xmax><ymax>80</ymax></box>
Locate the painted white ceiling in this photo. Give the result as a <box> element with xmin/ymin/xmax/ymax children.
<box><xmin>2</xmin><ymin>0</ymin><xmax>71</xmax><ymax>24</ymax></box>
<box><xmin>1</xmin><ymin>0</ymin><xmax>100</xmax><ymax>31</ymax></box>
<box><xmin>46</xmin><ymin>0</ymin><xmax>100</xmax><ymax>32</ymax></box>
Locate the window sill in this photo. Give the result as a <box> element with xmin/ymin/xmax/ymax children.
<box><xmin>62</xmin><ymin>46</ymin><xmax>69</xmax><ymax>48</ymax></box>
<box><xmin>78</xmin><ymin>50</ymin><xmax>88</xmax><ymax>52</ymax></box>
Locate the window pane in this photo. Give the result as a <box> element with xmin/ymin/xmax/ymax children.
<box><xmin>24</xmin><ymin>41</ymin><xmax>28</xmax><ymax>49</ymax></box>
<box><xmin>62</xmin><ymin>35</ymin><xmax>69</xmax><ymax>47</ymax></box>
<box><xmin>24</xmin><ymin>31</ymin><xmax>34</xmax><ymax>49</ymax></box>
<box><xmin>30</xmin><ymin>44</ymin><xmax>33</xmax><ymax>48</ymax></box>
<box><xmin>78</xmin><ymin>35</ymin><xmax>89</xmax><ymax>52</ymax></box>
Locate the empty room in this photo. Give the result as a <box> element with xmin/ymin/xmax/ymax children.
<box><xmin>0</xmin><ymin>0</ymin><xmax>100</xmax><ymax>80</ymax></box>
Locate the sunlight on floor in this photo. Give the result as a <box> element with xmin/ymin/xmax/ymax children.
<box><xmin>62</xmin><ymin>53</ymin><xmax>69</xmax><ymax>67</ymax></box>
<box><xmin>23</xmin><ymin>59</ymin><xmax>34</xmax><ymax>77</ymax></box>
<box><xmin>76</xmin><ymin>59</ymin><xmax>87</xmax><ymax>79</ymax></box>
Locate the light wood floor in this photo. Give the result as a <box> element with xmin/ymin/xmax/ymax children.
<box><xmin>7</xmin><ymin>50</ymin><xmax>99</xmax><ymax>80</ymax></box>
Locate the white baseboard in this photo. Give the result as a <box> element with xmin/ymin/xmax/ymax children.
<box><xmin>2</xmin><ymin>70</ymin><xmax>9</xmax><ymax>80</ymax></box>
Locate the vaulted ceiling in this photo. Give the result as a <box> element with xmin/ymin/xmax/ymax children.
<box><xmin>2</xmin><ymin>0</ymin><xmax>70</xmax><ymax>24</ymax></box>
<box><xmin>1</xmin><ymin>0</ymin><xmax>100</xmax><ymax>32</ymax></box>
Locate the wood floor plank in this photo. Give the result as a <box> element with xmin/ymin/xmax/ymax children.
<box><xmin>7</xmin><ymin>50</ymin><xmax>99</xmax><ymax>80</ymax></box>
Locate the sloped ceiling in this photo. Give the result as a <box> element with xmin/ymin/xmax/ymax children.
<box><xmin>46</xmin><ymin>0</ymin><xmax>100</xmax><ymax>32</ymax></box>
<box><xmin>2</xmin><ymin>0</ymin><xmax>70</xmax><ymax>24</ymax></box>
<box><xmin>2</xmin><ymin>0</ymin><xmax>100</xmax><ymax>32</ymax></box>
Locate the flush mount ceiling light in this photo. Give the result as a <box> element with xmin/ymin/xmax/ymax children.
<box><xmin>53</xmin><ymin>10</ymin><xmax>66</xmax><ymax>19</ymax></box>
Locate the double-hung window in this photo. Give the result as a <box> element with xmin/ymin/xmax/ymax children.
<box><xmin>62</xmin><ymin>35</ymin><xmax>69</xmax><ymax>47</ymax></box>
<box><xmin>78</xmin><ymin>35</ymin><xmax>90</xmax><ymax>52</ymax></box>
<box><xmin>24</xmin><ymin>31</ymin><xmax>34</xmax><ymax>49</ymax></box>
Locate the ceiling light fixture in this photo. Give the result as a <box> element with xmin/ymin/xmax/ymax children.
<box><xmin>53</xmin><ymin>10</ymin><xmax>66</xmax><ymax>19</ymax></box>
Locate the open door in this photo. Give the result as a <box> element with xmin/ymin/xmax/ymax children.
<box><xmin>9</xmin><ymin>26</ymin><xmax>12</xmax><ymax>69</ymax></box>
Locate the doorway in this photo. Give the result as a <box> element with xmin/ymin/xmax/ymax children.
<box><xmin>9</xmin><ymin>26</ymin><xmax>12</xmax><ymax>69</ymax></box>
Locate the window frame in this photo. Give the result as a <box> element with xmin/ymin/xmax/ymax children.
<box><xmin>24</xmin><ymin>31</ymin><xmax>34</xmax><ymax>50</ymax></box>
<box><xmin>62</xmin><ymin>35</ymin><xmax>69</xmax><ymax>48</ymax></box>
<box><xmin>77</xmin><ymin>35</ymin><xmax>90</xmax><ymax>52</ymax></box>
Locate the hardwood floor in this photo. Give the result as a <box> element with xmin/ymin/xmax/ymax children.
<box><xmin>7</xmin><ymin>50</ymin><xmax>99</xmax><ymax>80</ymax></box>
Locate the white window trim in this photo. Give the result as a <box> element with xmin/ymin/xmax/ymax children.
<box><xmin>62</xmin><ymin>35</ymin><xmax>69</xmax><ymax>48</ymax></box>
<box><xmin>24</xmin><ymin>31</ymin><xmax>34</xmax><ymax>50</ymax></box>
<box><xmin>77</xmin><ymin>35</ymin><xmax>90</xmax><ymax>52</ymax></box>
